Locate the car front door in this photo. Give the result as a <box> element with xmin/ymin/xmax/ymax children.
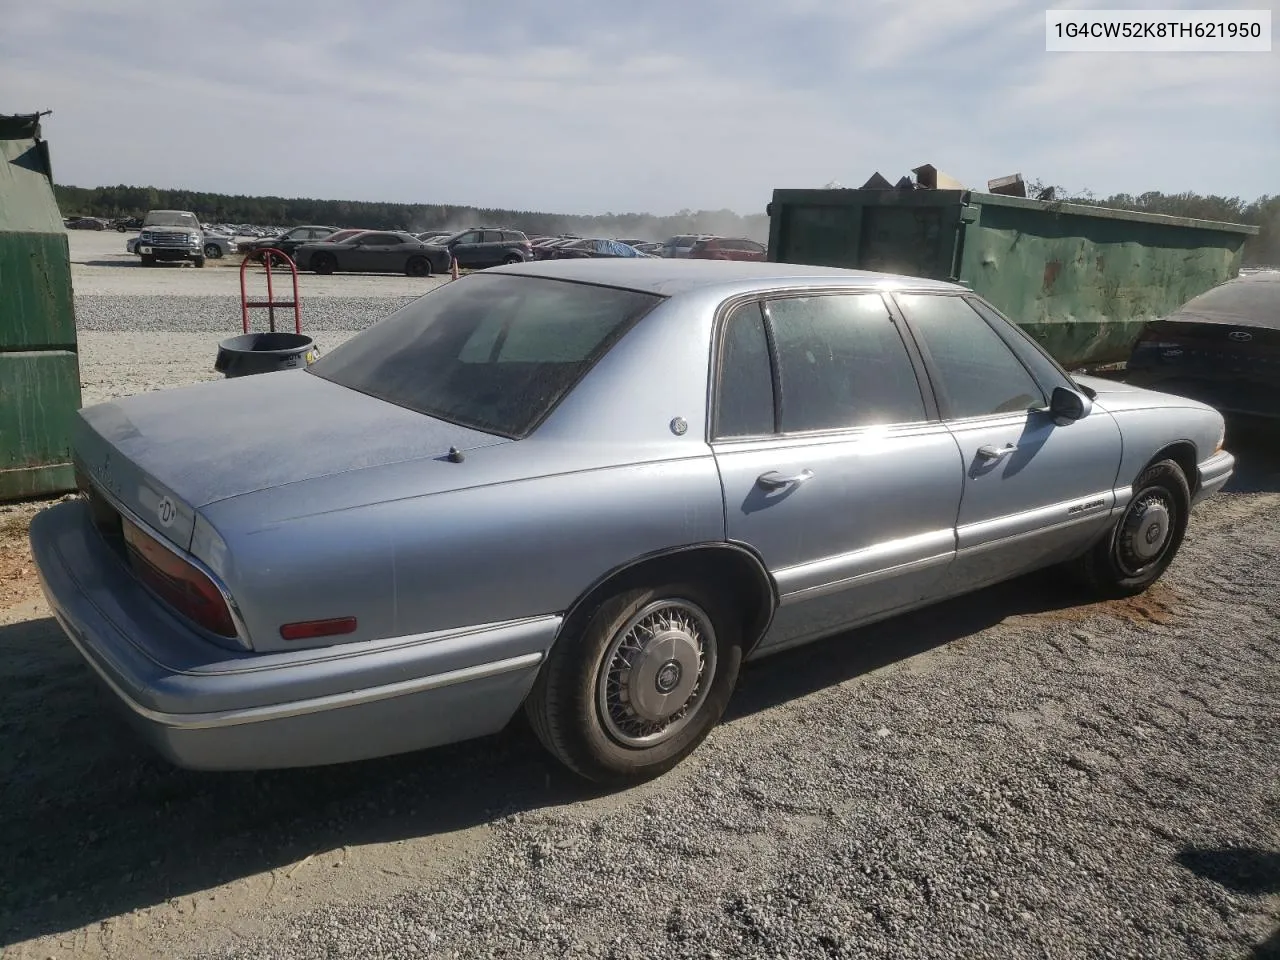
<box><xmin>893</xmin><ymin>292</ymin><xmax>1123</xmax><ymax>595</ymax></box>
<box><xmin>711</xmin><ymin>292</ymin><xmax>964</xmax><ymax>656</ymax></box>
<box><xmin>449</xmin><ymin>230</ymin><xmax>482</xmax><ymax>268</ymax></box>
<box><xmin>360</xmin><ymin>232</ymin><xmax>402</xmax><ymax>271</ymax></box>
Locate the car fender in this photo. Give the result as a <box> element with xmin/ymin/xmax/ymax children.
<box><xmin>199</xmin><ymin>450</ymin><xmax>730</xmax><ymax>655</ymax></box>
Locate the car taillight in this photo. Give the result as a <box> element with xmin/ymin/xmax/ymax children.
<box><xmin>121</xmin><ymin>517</ymin><xmax>237</xmax><ymax>638</ymax></box>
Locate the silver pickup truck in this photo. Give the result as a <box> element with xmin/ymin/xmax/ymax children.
<box><xmin>135</xmin><ymin>209</ymin><xmax>206</xmax><ymax>267</ymax></box>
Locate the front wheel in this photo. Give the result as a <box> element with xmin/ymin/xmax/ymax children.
<box><xmin>1069</xmin><ymin>459</ymin><xmax>1191</xmax><ymax>598</ymax></box>
<box><xmin>140</xmin><ymin>254</ymin><xmax>155</xmax><ymax>266</ymax></box>
<box><xmin>525</xmin><ymin>581</ymin><xmax>742</xmax><ymax>784</ymax></box>
<box><xmin>405</xmin><ymin>256</ymin><xmax>430</xmax><ymax>277</ymax></box>
<box><xmin>502</xmin><ymin>253</ymin><xmax>523</xmax><ymax>265</ymax></box>
<box><xmin>193</xmin><ymin>256</ymin><xmax>206</xmax><ymax>268</ymax></box>
<box><xmin>311</xmin><ymin>253</ymin><xmax>336</xmax><ymax>275</ymax></box>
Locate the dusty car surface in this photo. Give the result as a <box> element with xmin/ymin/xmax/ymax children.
<box><xmin>30</xmin><ymin>260</ymin><xmax>1234</xmax><ymax>784</ymax></box>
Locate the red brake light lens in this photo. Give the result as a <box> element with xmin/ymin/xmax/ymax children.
<box><xmin>121</xmin><ymin>517</ymin><xmax>237</xmax><ymax>638</ymax></box>
<box><xmin>280</xmin><ymin>617</ymin><xmax>358</xmax><ymax>641</ymax></box>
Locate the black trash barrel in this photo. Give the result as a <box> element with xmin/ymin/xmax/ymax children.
<box><xmin>214</xmin><ymin>332</ymin><xmax>318</xmax><ymax>378</ymax></box>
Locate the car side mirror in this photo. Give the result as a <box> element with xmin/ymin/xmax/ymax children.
<box><xmin>1048</xmin><ymin>385</ymin><xmax>1092</xmax><ymax>424</ymax></box>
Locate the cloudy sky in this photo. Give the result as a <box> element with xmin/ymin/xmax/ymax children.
<box><xmin>2</xmin><ymin>0</ymin><xmax>1274</xmax><ymax>215</ymax></box>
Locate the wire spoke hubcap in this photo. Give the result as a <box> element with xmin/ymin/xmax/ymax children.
<box><xmin>597</xmin><ymin>599</ymin><xmax>716</xmax><ymax>748</ymax></box>
<box><xmin>1115</xmin><ymin>489</ymin><xmax>1174</xmax><ymax>576</ymax></box>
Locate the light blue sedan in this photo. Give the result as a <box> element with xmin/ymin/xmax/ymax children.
<box><xmin>30</xmin><ymin>260</ymin><xmax>1234</xmax><ymax>784</ymax></box>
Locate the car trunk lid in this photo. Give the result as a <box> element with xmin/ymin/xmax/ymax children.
<box><xmin>74</xmin><ymin>371</ymin><xmax>508</xmax><ymax>550</ymax></box>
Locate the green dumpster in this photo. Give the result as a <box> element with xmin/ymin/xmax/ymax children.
<box><xmin>766</xmin><ymin>188</ymin><xmax>1260</xmax><ymax>369</ymax></box>
<box><xmin>0</xmin><ymin>112</ymin><xmax>81</xmax><ymax>501</ymax></box>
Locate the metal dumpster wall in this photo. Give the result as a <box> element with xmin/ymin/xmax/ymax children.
<box><xmin>960</xmin><ymin>195</ymin><xmax>1252</xmax><ymax>368</ymax></box>
<box><xmin>767</xmin><ymin>188</ymin><xmax>1257</xmax><ymax>369</ymax></box>
<box><xmin>0</xmin><ymin>114</ymin><xmax>82</xmax><ymax>501</ymax></box>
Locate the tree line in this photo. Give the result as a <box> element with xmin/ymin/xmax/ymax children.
<box><xmin>52</xmin><ymin>182</ymin><xmax>1277</xmax><ymax>264</ymax></box>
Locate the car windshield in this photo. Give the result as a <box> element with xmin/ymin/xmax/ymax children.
<box><xmin>143</xmin><ymin>211</ymin><xmax>199</xmax><ymax>228</ymax></box>
<box><xmin>308</xmin><ymin>274</ymin><xmax>663</xmax><ymax>438</ymax></box>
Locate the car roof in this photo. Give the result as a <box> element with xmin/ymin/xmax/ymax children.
<box><xmin>488</xmin><ymin>258</ymin><xmax>964</xmax><ymax>296</ymax></box>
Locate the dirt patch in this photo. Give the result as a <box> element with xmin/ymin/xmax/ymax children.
<box><xmin>1030</xmin><ymin>580</ymin><xmax>1185</xmax><ymax>628</ymax></box>
<box><xmin>0</xmin><ymin>502</ymin><xmax>54</xmax><ymax>618</ymax></box>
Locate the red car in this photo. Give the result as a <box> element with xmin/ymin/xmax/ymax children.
<box><xmin>687</xmin><ymin>237</ymin><xmax>767</xmax><ymax>261</ymax></box>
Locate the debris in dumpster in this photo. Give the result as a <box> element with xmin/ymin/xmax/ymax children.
<box><xmin>911</xmin><ymin>163</ymin><xmax>965</xmax><ymax>190</ymax></box>
<box><xmin>988</xmin><ymin>173</ymin><xmax>1027</xmax><ymax>197</ymax></box>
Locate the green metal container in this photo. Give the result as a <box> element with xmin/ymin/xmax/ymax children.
<box><xmin>0</xmin><ymin>113</ymin><xmax>81</xmax><ymax>501</ymax></box>
<box><xmin>766</xmin><ymin>188</ymin><xmax>1260</xmax><ymax>369</ymax></box>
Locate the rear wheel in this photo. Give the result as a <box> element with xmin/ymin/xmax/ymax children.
<box><xmin>1070</xmin><ymin>459</ymin><xmax>1190</xmax><ymax>598</ymax></box>
<box><xmin>312</xmin><ymin>253</ymin><xmax>336</xmax><ymax>275</ymax></box>
<box><xmin>405</xmin><ymin>256</ymin><xmax>430</xmax><ymax>277</ymax></box>
<box><xmin>525</xmin><ymin>581</ymin><xmax>742</xmax><ymax>784</ymax></box>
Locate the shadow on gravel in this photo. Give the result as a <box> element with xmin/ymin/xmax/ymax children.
<box><xmin>1177</xmin><ymin>846</ymin><xmax>1280</xmax><ymax>959</ymax></box>
<box><xmin>727</xmin><ymin>567</ymin><xmax>1148</xmax><ymax>720</ymax></box>
<box><xmin>1223</xmin><ymin>416</ymin><xmax>1280</xmax><ymax>495</ymax></box>
<box><xmin>0</xmin><ymin>615</ymin><xmax>587</xmax><ymax>947</ymax></box>
<box><xmin>0</xmin><ymin>563</ymin><xmax>1127</xmax><ymax>947</ymax></box>
<box><xmin>1178</xmin><ymin>846</ymin><xmax>1280</xmax><ymax>896</ymax></box>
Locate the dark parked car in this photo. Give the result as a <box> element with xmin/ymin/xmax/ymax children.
<box><xmin>65</xmin><ymin>216</ymin><xmax>106</xmax><ymax>230</ymax></box>
<box><xmin>533</xmin><ymin>238</ymin><xmax>576</xmax><ymax>261</ymax></box>
<box><xmin>549</xmin><ymin>238</ymin><xmax>649</xmax><ymax>260</ymax></box>
<box><xmin>416</xmin><ymin>230</ymin><xmax>453</xmax><ymax>242</ymax></box>
<box><xmin>246</xmin><ymin>225</ymin><xmax>340</xmax><ymax>261</ymax></box>
<box><xmin>689</xmin><ymin>237</ymin><xmax>768</xmax><ymax>262</ymax></box>
<box><xmin>295</xmin><ymin>230</ymin><xmax>450</xmax><ymax>276</ymax></box>
<box><xmin>427</xmin><ymin>228</ymin><xmax>533</xmax><ymax>269</ymax></box>
<box><xmin>112</xmin><ymin>216</ymin><xmax>144</xmax><ymax>232</ymax></box>
<box><xmin>1124</xmin><ymin>272</ymin><xmax>1280</xmax><ymax>419</ymax></box>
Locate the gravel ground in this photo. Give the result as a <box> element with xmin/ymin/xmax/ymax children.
<box><xmin>0</xmin><ymin>233</ymin><xmax>1276</xmax><ymax>959</ymax></box>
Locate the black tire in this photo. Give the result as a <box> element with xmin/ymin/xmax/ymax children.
<box><xmin>525</xmin><ymin>580</ymin><xmax>742</xmax><ymax>785</ymax></box>
<box><xmin>204</xmin><ymin>243</ymin><xmax>223</xmax><ymax>259</ymax></box>
<box><xmin>140</xmin><ymin>254</ymin><xmax>155</xmax><ymax>266</ymax></box>
<box><xmin>405</xmin><ymin>256</ymin><xmax>430</xmax><ymax>277</ymax></box>
<box><xmin>312</xmin><ymin>253</ymin><xmax>336</xmax><ymax>275</ymax></box>
<box><xmin>193</xmin><ymin>256</ymin><xmax>206</xmax><ymax>268</ymax></box>
<box><xmin>502</xmin><ymin>253</ymin><xmax>523</xmax><ymax>265</ymax></box>
<box><xmin>1069</xmin><ymin>459</ymin><xmax>1191</xmax><ymax>598</ymax></box>
<box><xmin>116</xmin><ymin>224</ymin><xmax>127</xmax><ymax>233</ymax></box>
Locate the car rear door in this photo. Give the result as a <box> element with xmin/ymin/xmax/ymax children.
<box><xmin>892</xmin><ymin>292</ymin><xmax>1123</xmax><ymax>595</ymax></box>
<box><xmin>711</xmin><ymin>291</ymin><xmax>963</xmax><ymax>655</ymax></box>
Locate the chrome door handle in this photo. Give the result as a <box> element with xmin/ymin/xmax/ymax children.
<box><xmin>977</xmin><ymin>443</ymin><xmax>1017</xmax><ymax>460</ymax></box>
<box><xmin>757</xmin><ymin>469</ymin><xmax>814</xmax><ymax>490</ymax></box>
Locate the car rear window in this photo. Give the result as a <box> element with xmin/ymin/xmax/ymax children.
<box><xmin>308</xmin><ymin>274</ymin><xmax>663</xmax><ymax>438</ymax></box>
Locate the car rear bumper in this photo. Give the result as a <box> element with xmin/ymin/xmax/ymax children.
<box><xmin>1195</xmin><ymin>450</ymin><xmax>1235</xmax><ymax>504</ymax></box>
<box><xmin>30</xmin><ymin>501</ymin><xmax>555</xmax><ymax>771</ymax></box>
